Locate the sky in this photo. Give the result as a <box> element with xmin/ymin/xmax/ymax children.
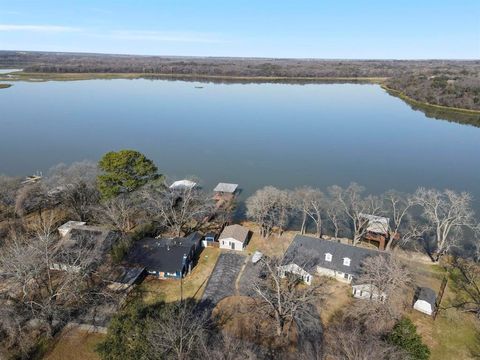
<box><xmin>0</xmin><ymin>0</ymin><xmax>479</xmax><ymax>59</ymax></box>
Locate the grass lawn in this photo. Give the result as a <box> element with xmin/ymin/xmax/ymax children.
<box><xmin>398</xmin><ymin>252</ymin><xmax>480</xmax><ymax>359</ymax></box>
<box><xmin>243</xmin><ymin>222</ymin><xmax>296</xmax><ymax>258</ymax></box>
<box><xmin>319</xmin><ymin>280</ymin><xmax>352</xmax><ymax>324</ymax></box>
<box><xmin>43</xmin><ymin>327</ymin><xmax>105</xmax><ymax>360</ymax></box>
<box><xmin>409</xmin><ymin>309</ymin><xmax>479</xmax><ymax>360</ymax></box>
<box><xmin>138</xmin><ymin>246</ymin><xmax>221</xmax><ymax>304</ymax></box>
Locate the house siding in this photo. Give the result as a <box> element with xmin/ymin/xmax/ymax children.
<box><xmin>219</xmin><ymin>237</ymin><xmax>244</xmax><ymax>251</ymax></box>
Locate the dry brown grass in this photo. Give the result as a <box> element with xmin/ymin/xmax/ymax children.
<box><xmin>319</xmin><ymin>280</ymin><xmax>352</xmax><ymax>324</ymax></box>
<box><xmin>138</xmin><ymin>246</ymin><xmax>221</xmax><ymax>304</ymax></box>
<box><xmin>213</xmin><ymin>295</ymin><xmax>298</xmax><ymax>350</ymax></box>
<box><xmin>243</xmin><ymin>222</ymin><xmax>296</xmax><ymax>258</ymax></box>
<box><xmin>43</xmin><ymin>326</ymin><xmax>104</xmax><ymax>360</ymax></box>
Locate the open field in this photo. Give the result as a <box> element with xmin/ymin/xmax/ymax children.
<box><xmin>43</xmin><ymin>326</ymin><xmax>104</xmax><ymax>360</ymax></box>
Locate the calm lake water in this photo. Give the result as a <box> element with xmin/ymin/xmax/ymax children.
<box><xmin>1</xmin><ymin>79</ymin><xmax>480</xmax><ymax>209</ymax></box>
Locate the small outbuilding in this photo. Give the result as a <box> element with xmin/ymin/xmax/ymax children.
<box><xmin>213</xmin><ymin>183</ymin><xmax>238</xmax><ymax>194</ymax></box>
<box><xmin>169</xmin><ymin>180</ymin><xmax>197</xmax><ymax>190</ymax></box>
<box><xmin>58</xmin><ymin>221</ymin><xmax>86</xmax><ymax>237</ymax></box>
<box><xmin>219</xmin><ymin>224</ymin><xmax>249</xmax><ymax>251</ymax></box>
<box><xmin>202</xmin><ymin>232</ymin><xmax>218</xmax><ymax>248</ymax></box>
<box><xmin>413</xmin><ymin>287</ymin><xmax>437</xmax><ymax>316</ymax></box>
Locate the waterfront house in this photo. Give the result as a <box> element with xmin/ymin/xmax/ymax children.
<box><xmin>126</xmin><ymin>232</ymin><xmax>203</xmax><ymax>279</ymax></box>
<box><xmin>51</xmin><ymin>224</ymin><xmax>117</xmax><ymax>273</ymax></box>
<box><xmin>279</xmin><ymin>234</ymin><xmax>389</xmax><ymax>285</ymax></box>
<box><xmin>219</xmin><ymin>224</ymin><xmax>250</xmax><ymax>251</ymax></box>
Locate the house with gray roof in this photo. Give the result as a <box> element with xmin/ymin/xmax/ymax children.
<box><xmin>279</xmin><ymin>234</ymin><xmax>388</xmax><ymax>285</ymax></box>
<box><xmin>219</xmin><ymin>224</ymin><xmax>250</xmax><ymax>251</ymax></box>
<box><xmin>126</xmin><ymin>232</ymin><xmax>202</xmax><ymax>279</ymax></box>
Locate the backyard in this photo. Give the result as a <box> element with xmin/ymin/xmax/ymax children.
<box><xmin>43</xmin><ymin>326</ymin><xmax>105</xmax><ymax>360</ymax></box>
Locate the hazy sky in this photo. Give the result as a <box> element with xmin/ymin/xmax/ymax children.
<box><xmin>0</xmin><ymin>0</ymin><xmax>479</xmax><ymax>59</ymax></box>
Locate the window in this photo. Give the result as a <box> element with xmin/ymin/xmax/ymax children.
<box><xmin>325</xmin><ymin>253</ymin><xmax>332</xmax><ymax>262</ymax></box>
<box><xmin>343</xmin><ymin>257</ymin><xmax>351</xmax><ymax>266</ymax></box>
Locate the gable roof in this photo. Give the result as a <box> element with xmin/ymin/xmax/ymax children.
<box><xmin>417</xmin><ymin>287</ymin><xmax>436</xmax><ymax>306</ymax></box>
<box><xmin>214</xmin><ymin>183</ymin><xmax>238</xmax><ymax>193</ymax></box>
<box><xmin>169</xmin><ymin>180</ymin><xmax>197</xmax><ymax>190</ymax></box>
<box><xmin>283</xmin><ymin>234</ymin><xmax>388</xmax><ymax>276</ymax></box>
<box><xmin>359</xmin><ymin>213</ymin><xmax>390</xmax><ymax>234</ymax></box>
<box><xmin>126</xmin><ymin>232</ymin><xmax>202</xmax><ymax>273</ymax></box>
<box><xmin>219</xmin><ymin>224</ymin><xmax>249</xmax><ymax>243</ymax></box>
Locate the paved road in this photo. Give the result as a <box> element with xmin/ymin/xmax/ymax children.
<box><xmin>202</xmin><ymin>252</ymin><xmax>246</xmax><ymax>305</ymax></box>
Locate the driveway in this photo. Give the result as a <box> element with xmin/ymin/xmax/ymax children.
<box><xmin>201</xmin><ymin>252</ymin><xmax>246</xmax><ymax>305</ymax></box>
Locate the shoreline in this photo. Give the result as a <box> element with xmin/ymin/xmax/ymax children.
<box><xmin>0</xmin><ymin>83</ymin><xmax>12</xmax><ymax>89</ymax></box>
<box><xmin>1</xmin><ymin>71</ymin><xmax>479</xmax><ymax>116</ymax></box>
<box><xmin>380</xmin><ymin>84</ymin><xmax>480</xmax><ymax>116</ymax></box>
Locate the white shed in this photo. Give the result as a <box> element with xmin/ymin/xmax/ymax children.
<box><xmin>413</xmin><ymin>287</ymin><xmax>436</xmax><ymax>316</ymax></box>
<box><xmin>219</xmin><ymin>224</ymin><xmax>249</xmax><ymax>251</ymax></box>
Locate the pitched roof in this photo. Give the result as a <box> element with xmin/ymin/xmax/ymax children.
<box><xmin>213</xmin><ymin>183</ymin><xmax>238</xmax><ymax>193</ymax></box>
<box><xmin>219</xmin><ymin>224</ymin><xmax>249</xmax><ymax>243</ymax></box>
<box><xmin>283</xmin><ymin>234</ymin><xmax>388</xmax><ymax>276</ymax></box>
<box><xmin>126</xmin><ymin>232</ymin><xmax>202</xmax><ymax>273</ymax></box>
<box><xmin>58</xmin><ymin>221</ymin><xmax>86</xmax><ymax>233</ymax></box>
<box><xmin>359</xmin><ymin>213</ymin><xmax>390</xmax><ymax>234</ymax></box>
<box><xmin>169</xmin><ymin>180</ymin><xmax>197</xmax><ymax>190</ymax></box>
<box><xmin>417</xmin><ymin>287</ymin><xmax>436</xmax><ymax>306</ymax></box>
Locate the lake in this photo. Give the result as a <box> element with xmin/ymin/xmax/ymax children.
<box><xmin>1</xmin><ymin>79</ymin><xmax>480</xmax><ymax>209</ymax></box>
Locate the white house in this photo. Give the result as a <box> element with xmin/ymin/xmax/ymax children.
<box><xmin>279</xmin><ymin>235</ymin><xmax>389</xmax><ymax>286</ymax></box>
<box><xmin>219</xmin><ymin>224</ymin><xmax>249</xmax><ymax>251</ymax></box>
<box><xmin>413</xmin><ymin>287</ymin><xmax>436</xmax><ymax>316</ymax></box>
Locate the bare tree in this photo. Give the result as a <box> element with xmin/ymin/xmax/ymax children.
<box><xmin>145</xmin><ymin>302</ymin><xmax>209</xmax><ymax>360</ymax></box>
<box><xmin>413</xmin><ymin>188</ymin><xmax>476</xmax><ymax>261</ymax></box>
<box><xmin>0</xmin><ymin>213</ymin><xmax>102</xmax><ymax>330</ymax></box>
<box><xmin>351</xmin><ymin>255</ymin><xmax>411</xmax><ymax>332</ymax></box>
<box><xmin>15</xmin><ymin>182</ymin><xmax>51</xmax><ymax>218</ymax></box>
<box><xmin>324</xmin><ymin>315</ymin><xmax>405</xmax><ymax>360</ymax></box>
<box><xmin>448</xmin><ymin>258</ymin><xmax>480</xmax><ymax>318</ymax></box>
<box><xmin>325</xmin><ymin>197</ymin><xmax>347</xmax><ymax>239</ymax></box>
<box><xmin>246</xmin><ymin>186</ymin><xmax>292</xmax><ymax>238</ymax></box>
<box><xmin>98</xmin><ymin>194</ymin><xmax>137</xmax><ymax>234</ymax></box>
<box><xmin>46</xmin><ymin>161</ymin><xmax>100</xmax><ymax>221</ymax></box>
<box><xmin>293</xmin><ymin>187</ymin><xmax>325</xmax><ymax>237</ymax></box>
<box><xmin>252</xmin><ymin>256</ymin><xmax>327</xmax><ymax>340</ymax></box>
<box><xmin>328</xmin><ymin>183</ymin><xmax>382</xmax><ymax>245</ymax></box>
<box><xmin>0</xmin><ymin>175</ymin><xmax>21</xmax><ymax>219</ymax></box>
<box><xmin>382</xmin><ymin>191</ymin><xmax>415</xmax><ymax>251</ymax></box>
<box><xmin>142</xmin><ymin>185</ymin><xmax>214</xmax><ymax>237</ymax></box>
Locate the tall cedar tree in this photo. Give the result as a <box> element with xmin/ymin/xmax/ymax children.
<box><xmin>387</xmin><ymin>318</ymin><xmax>430</xmax><ymax>360</ymax></box>
<box><xmin>97</xmin><ymin>150</ymin><xmax>159</xmax><ymax>199</ymax></box>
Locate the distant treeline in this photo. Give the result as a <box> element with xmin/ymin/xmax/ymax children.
<box><xmin>1</xmin><ymin>51</ymin><xmax>480</xmax><ymax>110</ymax></box>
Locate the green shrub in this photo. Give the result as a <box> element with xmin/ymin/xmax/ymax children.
<box><xmin>387</xmin><ymin>318</ymin><xmax>430</xmax><ymax>360</ymax></box>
